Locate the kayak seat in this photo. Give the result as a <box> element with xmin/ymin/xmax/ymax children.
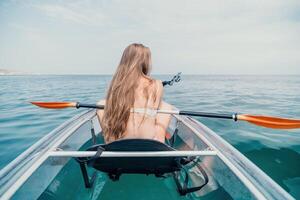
<box><xmin>75</xmin><ymin>139</ymin><xmax>208</xmax><ymax>195</ymax></box>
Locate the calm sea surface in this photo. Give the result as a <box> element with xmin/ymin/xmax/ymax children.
<box><xmin>0</xmin><ymin>75</ymin><xmax>300</xmax><ymax>199</ymax></box>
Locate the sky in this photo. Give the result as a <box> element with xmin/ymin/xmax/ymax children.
<box><xmin>0</xmin><ymin>0</ymin><xmax>300</xmax><ymax>74</ymax></box>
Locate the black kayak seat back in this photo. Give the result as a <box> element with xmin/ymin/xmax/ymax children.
<box><xmin>76</xmin><ymin>138</ymin><xmax>209</xmax><ymax>195</ymax></box>
<box><xmin>85</xmin><ymin>139</ymin><xmax>184</xmax><ymax>175</ymax></box>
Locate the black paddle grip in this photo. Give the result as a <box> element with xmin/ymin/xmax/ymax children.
<box><xmin>77</xmin><ymin>103</ymin><xmax>104</xmax><ymax>109</ymax></box>
<box><xmin>179</xmin><ymin>111</ymin><xmax>234</xmax><ymax>119</ymax></box>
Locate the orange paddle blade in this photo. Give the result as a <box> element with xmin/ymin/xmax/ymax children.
<box><xmin>238</xmin><ymin>114</ymin><xmax>300</xmax><ymax>129</ymax></box>
<box><xmin>31</xmin><ymin>102</ymin><xmax>77</xmax><ymax>109</ymax></box>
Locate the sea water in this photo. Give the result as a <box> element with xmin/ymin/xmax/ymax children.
<box><xmin>0</xmin><ymin>75</ymin><xmax>300</xmax><ymax>199</ymax></box>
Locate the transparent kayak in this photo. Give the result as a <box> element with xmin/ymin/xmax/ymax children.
<box><xmin>0</xmin><ymin>110</ymin><xmax>295</xmax><ymax>200</ymax></box>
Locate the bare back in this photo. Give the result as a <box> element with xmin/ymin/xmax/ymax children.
<box><xmin>97</xmin><ymin>77</ymin><xmax>171</xmax><ymax>143</ymax></box>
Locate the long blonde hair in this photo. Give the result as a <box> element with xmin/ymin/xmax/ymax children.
<box><xmin>101</xmin><ymin>43</ymin><xmax>153</xmax><ymax>141</ymax></box>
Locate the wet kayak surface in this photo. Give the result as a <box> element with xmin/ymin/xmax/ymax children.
<box><xmin>1</xmin><ymin>75</ymin><xmax>300</xmax><ymax>199</ymax></box>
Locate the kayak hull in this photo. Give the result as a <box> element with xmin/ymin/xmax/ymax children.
<box><xmin>0</xmin><ymin>110</ymin><xmax>295</xmax><ymax>200</ymax></box>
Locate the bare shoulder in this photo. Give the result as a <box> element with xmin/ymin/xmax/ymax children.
<box><xmin>149</xmin><ymin>79</ymin><xmax>163</xmax><ymax>107</ymax></box>
<box><xmin>155</xmin><ymin>79</ymin><xmax>163</xmax><ymax>87</ymax></box>
<box><xmin>154</xmin><ymin>79</ymin><xmax>163</xmax><ymax>96</ymax></box>
<box><xmin>140</xmin><ymin>77</ymin><xmax>163</xmax><ymax>105</ymax></box>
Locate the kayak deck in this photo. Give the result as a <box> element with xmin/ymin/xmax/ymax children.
<box><xmin>0</xmin><ymin>110</ymin><xmax>295</xmax><ymax>200</ymax></box>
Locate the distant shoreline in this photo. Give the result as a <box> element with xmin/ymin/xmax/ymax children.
<box><xmin>0</xmin><ymin>69</ymin><xmax>35</xmax><ymax>76</ymax></box>
<box><xmin>1</xmin><ymin>74</ymin><xmax>300</xmax><ymax>76</ymax></box>
<box><xmin>1</xmin><ymin>69</ymin><xmax>299</xmax><ymax>76</ymax></box>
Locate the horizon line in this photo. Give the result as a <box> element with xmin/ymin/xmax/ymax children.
<box><xmin>1</xmin><ymin>73</ymin><xmax>300</xmax><ymax>76</ymax></box>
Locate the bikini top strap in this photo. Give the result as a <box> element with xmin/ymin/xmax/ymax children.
<box><xmin>130</xmin><ymin>108</ymin><xmax>157</xmax><ymax>117</ymax></box>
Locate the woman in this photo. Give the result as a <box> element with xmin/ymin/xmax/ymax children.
<box><xmin>97</xmin><ymin>43</ymin><xmax>172</xmax><ymax>143</ymax></box>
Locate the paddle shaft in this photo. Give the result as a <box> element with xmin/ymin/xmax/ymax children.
<box><xmin>76</xmin><ymin>103</ymin><xmax>237</xmax><ymax>121</ymax></box>
<box><xmin>179</xmin><ymin>111</ymin><xmax>237</xmax><ymax>120</ymax></box>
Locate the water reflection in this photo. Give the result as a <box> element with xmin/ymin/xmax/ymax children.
<box><xmin>242</xmin><ymin>146</ymin><xmax>300</xmax><ymax>192</ymax></box>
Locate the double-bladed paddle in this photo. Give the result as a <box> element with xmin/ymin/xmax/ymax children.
<box><xmin>30</xmin><ymin>101</ymin><xmax>300</xmax><ymax>129</ymax></box>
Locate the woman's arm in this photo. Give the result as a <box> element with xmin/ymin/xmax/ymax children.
<box><xmin>154</xmin><ymin>80</ymin><xmax>172</xmax><ymax>142</ymax></box>
<box><xmin>96</xmin><ymin>99</ymin><xmax>106</xmax><ymax>128</ymax></box>
<box><xmin>155</xmin><ymin>101</ymin><xmax>173</xmax><ymax>142</ymax></box>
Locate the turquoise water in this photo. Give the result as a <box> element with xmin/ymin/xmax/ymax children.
<box><xmin>1</xmin><ymin>75</ymin><xmax>300</xmax><ymax>199</ymax></box>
